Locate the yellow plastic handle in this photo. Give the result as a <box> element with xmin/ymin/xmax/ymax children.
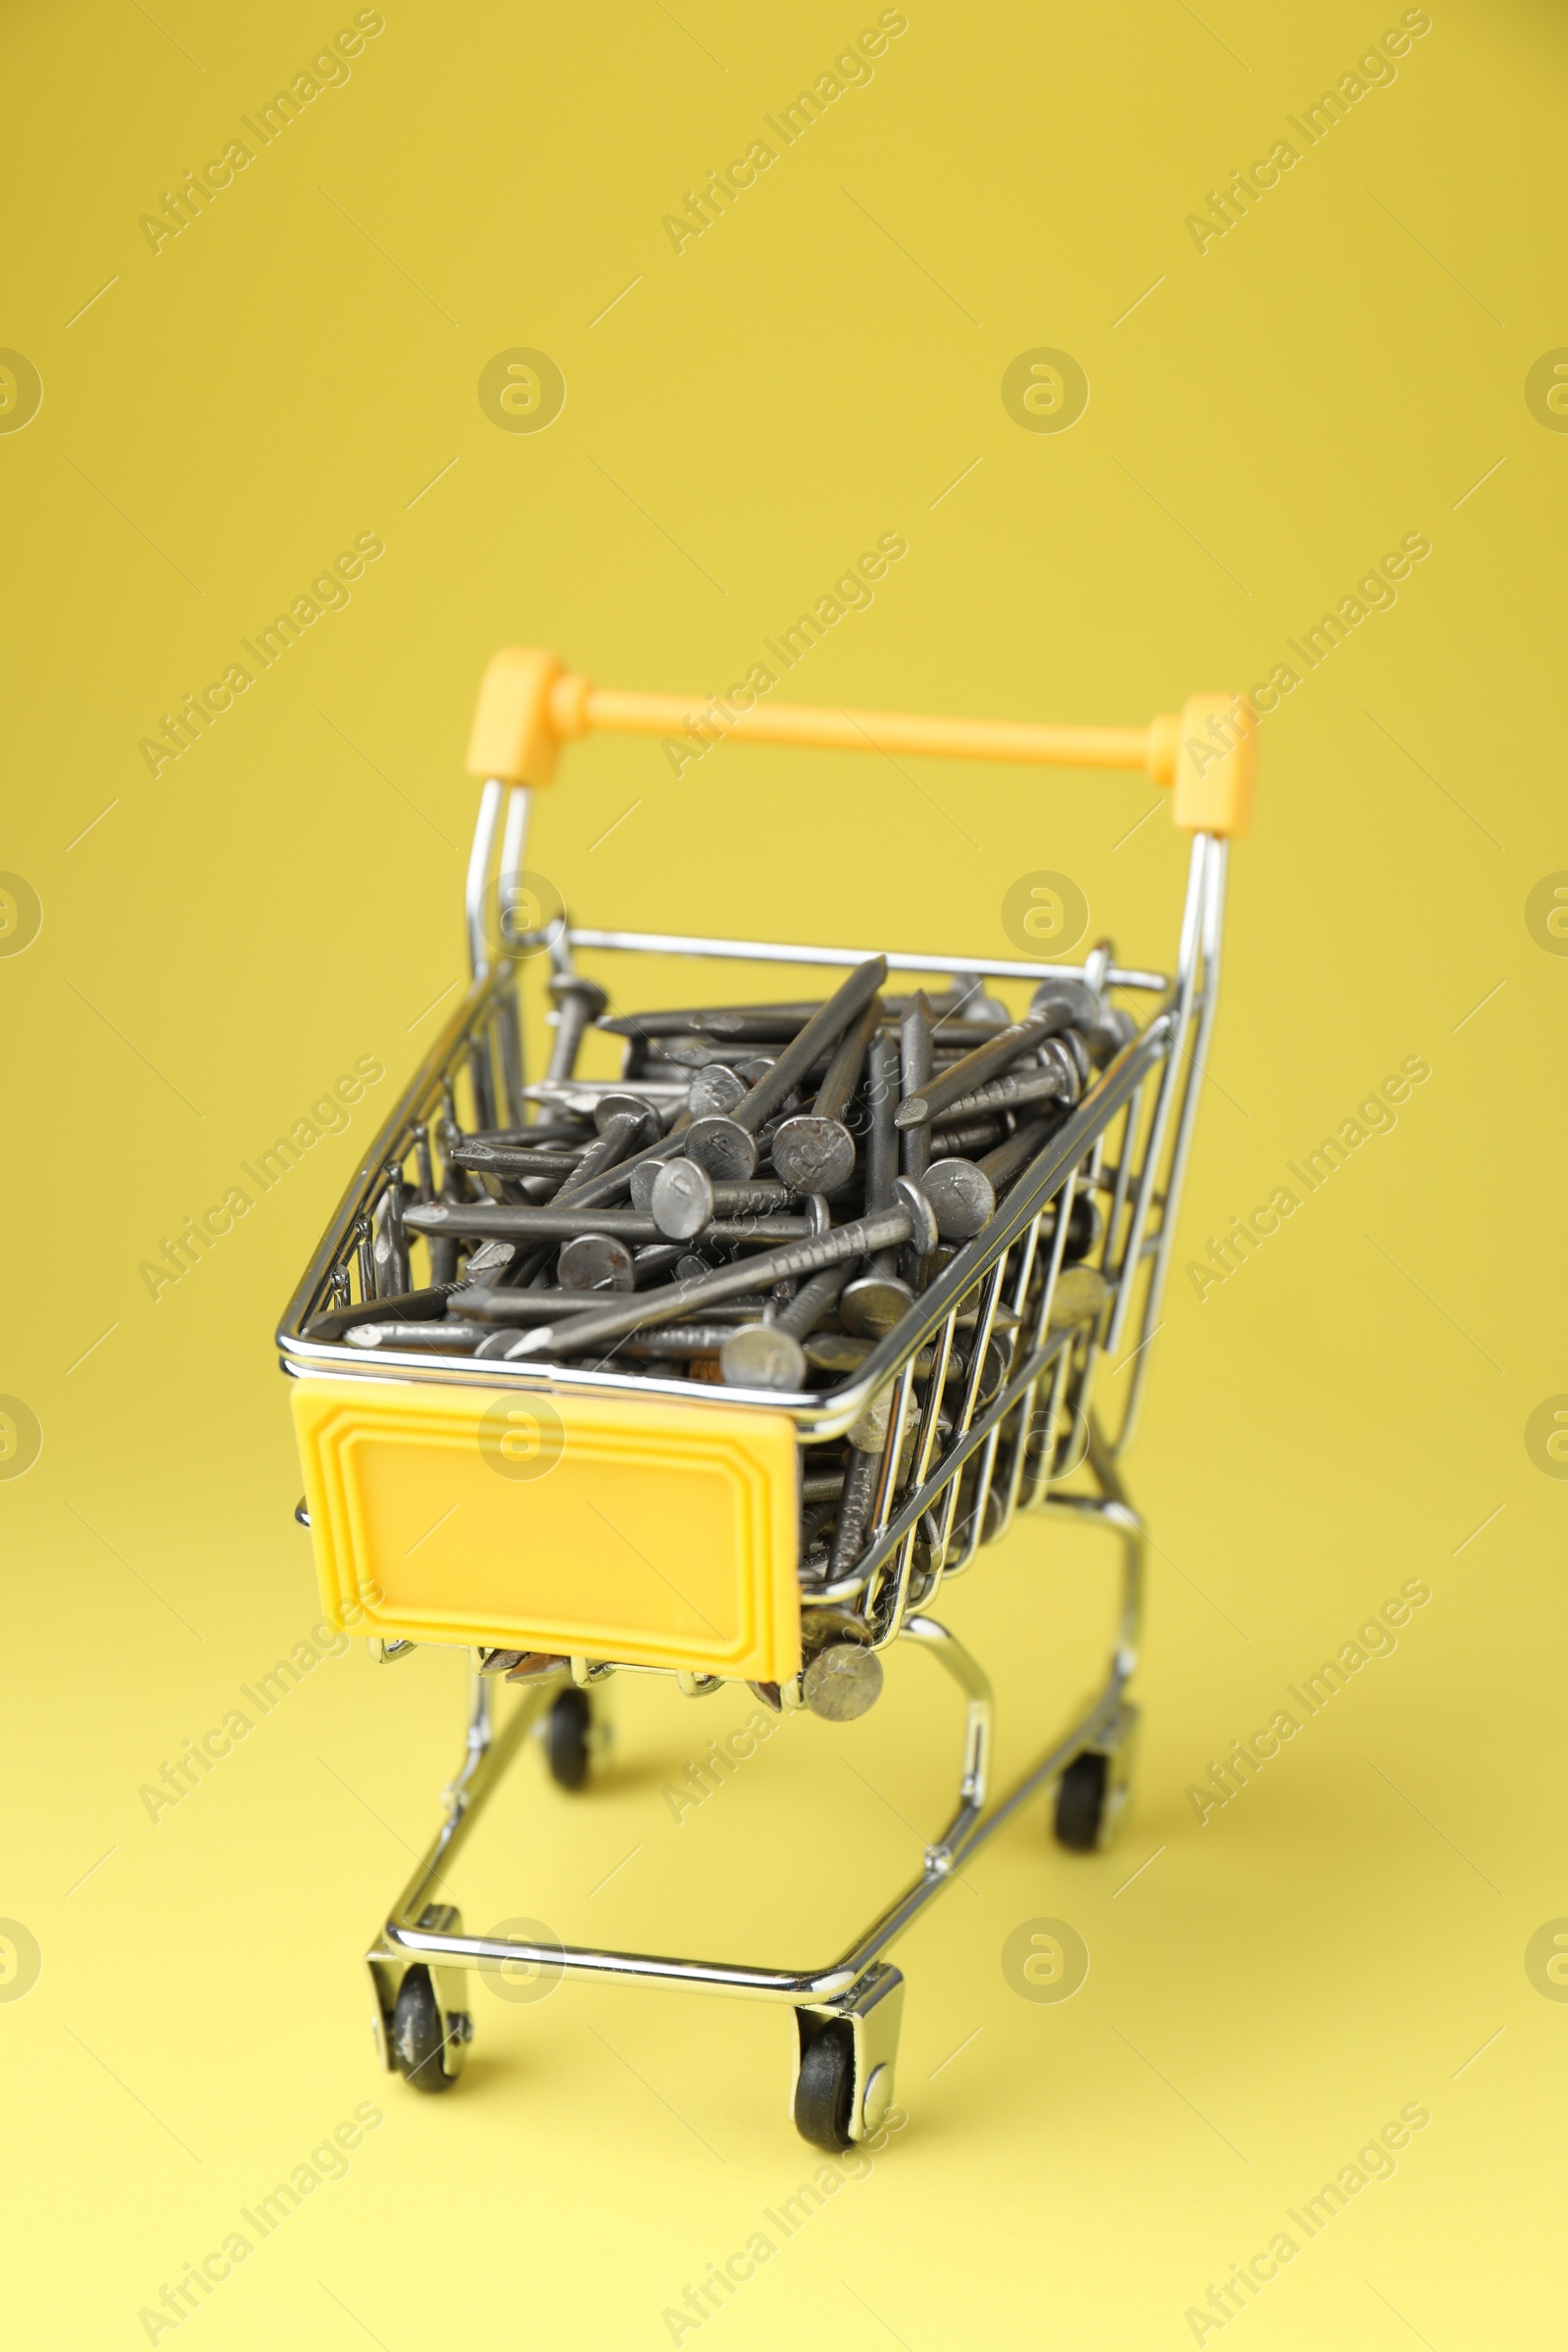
<box><xmin>466</xmin><ymin>649</ymin><xmax>1257</xmax><ymax>838</ymax></box>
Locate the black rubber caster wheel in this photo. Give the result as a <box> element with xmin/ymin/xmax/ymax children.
<box><xmin>391</xmin><ymin>1965</ymin><xmax>465</xmax><ymax>2093</ymax></box>
<box><xmin>793</xmin><ymin>2021</ymin><xmax>857</xmax><ymax>2152</ymax></box>
<box><xmin>545</xmin><ymin>1686</ymin><xmax>592</xmax><ymax>1791</ymax></box>
<box><xmin>1054</xmin><ymin>1751</ymin><xmax>1108</xmax><ymax>1852</ymax></box>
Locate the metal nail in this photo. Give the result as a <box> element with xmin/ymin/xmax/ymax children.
<box><xmin>371</xmin><ymin>1166</ymin><xmax>411</xmax><ymax>1298</ymax></box>
<box><xmin>928</xmin><ymin>1112</ymin><xmax>1009</xmax><ymax>1156</ymax></box>
<box><xmin>649</xmin><ymin>1160</ymin><xmax>794</xmax><ymax>1241</ymax></box>
<box><xmin>559</xmin><ymin>1233</ymin><xmax>637</xmax><ymax>1293</ymax></box>
<box><xmin>718</xmin><ymin>1259</ymin><xmax>855</xmax><ymax>1391</ymax></box>
<box><xmin>427</xmin><ymin>1109</ymin><xmax>471</xmax><ymax>1285</ymax></box>
<box><xmin>628</xmin><ymin>1144</ymin><xmax>711</xmax><ymax>1209</ymax></box>
<box><xmin>346</xmin><ymin>1319</ymin><xmax>489</xmax><ymax>1349</ymax></box>
<box><xmin>801</xmin><ymin>1635</ymin><xmax>884</xmax><ymax>1721</ymax></box>
<box><xmin>504</xmin><ymin>1651</ymin><xmax>568</xmax><ymax>1682</ymax></box>
<box><xmin>632</xmin><ymin>1242</ymin><xmax>687</xmax><ymax>1285</ymax></box>
<box><xmin>1050</xmin><ymin>1189</ymin><xmax>1104</xmax><ymax>1266</ymax></box>
<box><xmin>598</xmin><ymin>1001</ymin><xmax>827</xmax><ymax>1041</ymax></box>
<box><xmin>470</xmin><ymin>1121</ymin><xmax>594</xmax><ymax>1148</ymax></box>
<box><xmin>799</xmin><ymin>1500</ymin><xmax>839</xmax><ymax>1555</ymax></box>
<box><xmin>686</xmin><ymin>1062</ymin><xmax>749</xmax><ymax>1119</ymax></box>
<box><xmin>828</xmin><ymin>1449</ymin><xmax>880</xmax><ymax>1575</ymax></box>
<box><xmin>899</xmin><ymin>991</ymin><xmax>934</xmax><ymax>1182</ymax></box>
<box><xmin>550</xmin><ymin>1093</ymin><xmax>662</xmax><ymax>1199</ymax></box>
<box><xmin>466</xmin><ymin>1239</ymin><xmax>522</xmax><ymax>1283</ymax></box>
<box><xmin>305</xmin><ymin>1284</ymin><xmax>458</xmax><ymax>1341</ymax></box>
<box><xmin>613</xmin><ymin>1325</ymin><xmax>745</xmax><ymax>1358</ymax></box>
<box><xmin>546</xmin><ymin>973</ymin><xmax>610</xmax><ymax>1082</ymax></box>
<box><xmin>528</xmin><ymin>1077</ymin><xmax>690</xmax><ymax>1114</ymax></box>
<box><xmin>681</xmin><ymin>1113</ymin><xmax>760</xmax><ymax>1181</ymax></box>
<box><xmin>897</xmin><ymin>989</ymin><xmax>943</xmax><ymax>1301</ymax></box>
<box><xmin>594</xmin><ymin>1092</ymin><xmax>663</xmax><ymax>1148</ymax></box>
<box><xmin>649</xmin><ymin>1157</ymin><xmax>717</xmax><ymax>1236</ymax></box>
<box><xmin>503</xmin><ymin>1176</ymin><xmax>937</xmax><ymax>1361</ymax></box>
<box><xmin>644</xmin><ymin>1039</ymin><xmax>761</xmax><ymax>1070</ymax></box>
<box><xmin>1027</xmin><ymin>976</ymin><xmax>1132</xmax><ymax>1067</ymax></box>
<box><xmin>770</xmin><ymin>995</ymin><xmax>880</xmax><ymax>1198</ymax></box>
<box><xmin>704</xmin><ymin>1214</ymin><xmax>815</xmax><ymax>1246</ymax></box>
<box><xmin>683</xmin><ymin>956</ymin><xmax>888</xmax><ymax>1179</ymax></box>
<box><xmin>685</xmin><ymin>1010</ymin><xmax>818</xmax><ymax>1042</ymax></box>
<box><xmin>409</xmin><ymin>1201</ymin><xmax>653</xmax><ymax>1242</ymax></box>
<box><xmin>895</xmin><ymin>1006</ymin><xmax>1071</xmax><ymax>1129</ymax></box>
<box><xmin>1049</xmin><ymin>1264</ymin><xmax>1107</xmax><ymax>1328</ymax></box>
<box><xmin>842</xmin><ymin>1032</ymin><xmax>913</xmax><ymax>1340</ymax></box>
<box><xmin>717</xmin><ymin>1323</ymin><xmax>807</xmax><ymax>1390</ymax></box>
<box><xmin>806</xmin><ymin>1332</ymin><xmax>992</xmax><ymax>1392</ymax></box>
<box><xmin>449</xmin><ymin>1141</ymin><xmax>586</xmax><ymax>1179</ymax></box>
<box><xmin>919</xmin><ymin>1159</ymin><xmax>994</xmax><ymax>1243</ymax></box>
<box><xmin>453</xmin><ymin>1286</ymin><xmax>617</xmax><ymax>1323</ymax></box>
<box><xmin>412</xmin><ymin>1121</ymin><xmax>436</xmax><ymax>1203</ymax></box>
<box><xmin>547</xmin><ymin>1112</ymin><xmax>693</xmax><ymax>1214</ymax></box>
<box><xmin>839</xmin><ymin>1276</ymin><xmax>915</xmax><ymax>1341</ymax></box>
<box><xmin>934</xmin><ymin>1044</ymin><xmax>1079</xmax><ymax>1124</ymax></box>
<box><xmin>805</xmin><ymin>1331</ymin><xmax>873</xmax><ymax>1372</ymax></box>
<box><xmin>455</xmin><ymin>1286</ymin><xmax>771</xmax><ymax>1326</ymax></box>
<box><xmin>921</xmin><ymin>1020</ymin><xmax>1018</xmax><ymax>1049</ymax></box>
<box><xmin>405</xmin><ymin>1200</ymin><xmax>812</xmax><ymax>1251</ymax></box>
<box><xmin>931</xmin><ymin>974</ymin><xmax>1010</xmax><ymax>1029</ymax></box>
<box><xmin>732</xmin><ymin>956</ymin><xmax>886</xmax><ymax>1129</ymax></box>
<box><xmin>921</xmin><ymin>1115</ymin><xmax>1059</xmax><ymax>1240</ymax></box>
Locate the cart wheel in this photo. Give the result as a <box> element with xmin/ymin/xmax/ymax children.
<box><xmin>793</xmin><ymin>2020</ymin><xmax>857</xmax><ymax>2152</ymax></box>
<box><xmin>545</xmin><ymin>1686</ymin><xmax>592</xmax><ymax>1791</ymax></box>
<box><xmin>1054</xmin><ymin>1751</ymin><xmax>1108</xmax><ymax>1852</ymax></box>
<box><xmin>391</xmin><ymin>1965</ymin><xmax>466</xmax><ymax>2093</ymax></box>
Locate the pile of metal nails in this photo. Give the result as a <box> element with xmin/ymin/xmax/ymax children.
<box><xmin>305</xmin><ymin>956</ymin><xmax>1136</xmax><ymax>1594</ymax></box>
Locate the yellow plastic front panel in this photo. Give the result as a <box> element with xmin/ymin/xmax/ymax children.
<box><xmin>291</xmin><ymin>1377</ymin><xmax>801</xmax><ymax>1681</ymax></box>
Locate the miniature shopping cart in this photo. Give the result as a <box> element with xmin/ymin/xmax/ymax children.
<box><xmin>277</xmin><ymin>649</ymin><xmax>1254</xmax><ymax>2149</ymax></box>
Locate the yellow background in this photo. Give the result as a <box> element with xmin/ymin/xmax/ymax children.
<box><xmin>3</xmin><ymin>1</ymin><xmax>1563</xmax><ymax>2343</ymax></box>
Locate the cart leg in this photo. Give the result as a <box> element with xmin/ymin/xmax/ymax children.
<box><xmin>368</xmin><ymin>1664</ymin><xmax>554</xmax><ymax>2089</ymax></box>
<box><xmin>791</xmin><ymin>1962</ymin><xmax>905</xmax><ymax>2152</ymax></box>
<box><xmin>1043</xmin><ymin>1455</ymin><xmax>1147</xmax><ymax>1853</ymax></box>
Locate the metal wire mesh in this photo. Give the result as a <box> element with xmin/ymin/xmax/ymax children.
<box><xmin>278</xmin><ymin>828</ymin><xmax>1224</xmax><ymax>1658</ymax></box>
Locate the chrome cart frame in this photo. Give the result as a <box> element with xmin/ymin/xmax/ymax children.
<box><xmin>279</xmin><ymin>672</ymin><xmax>1238</xmax><ymax>2144</ymax></box>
